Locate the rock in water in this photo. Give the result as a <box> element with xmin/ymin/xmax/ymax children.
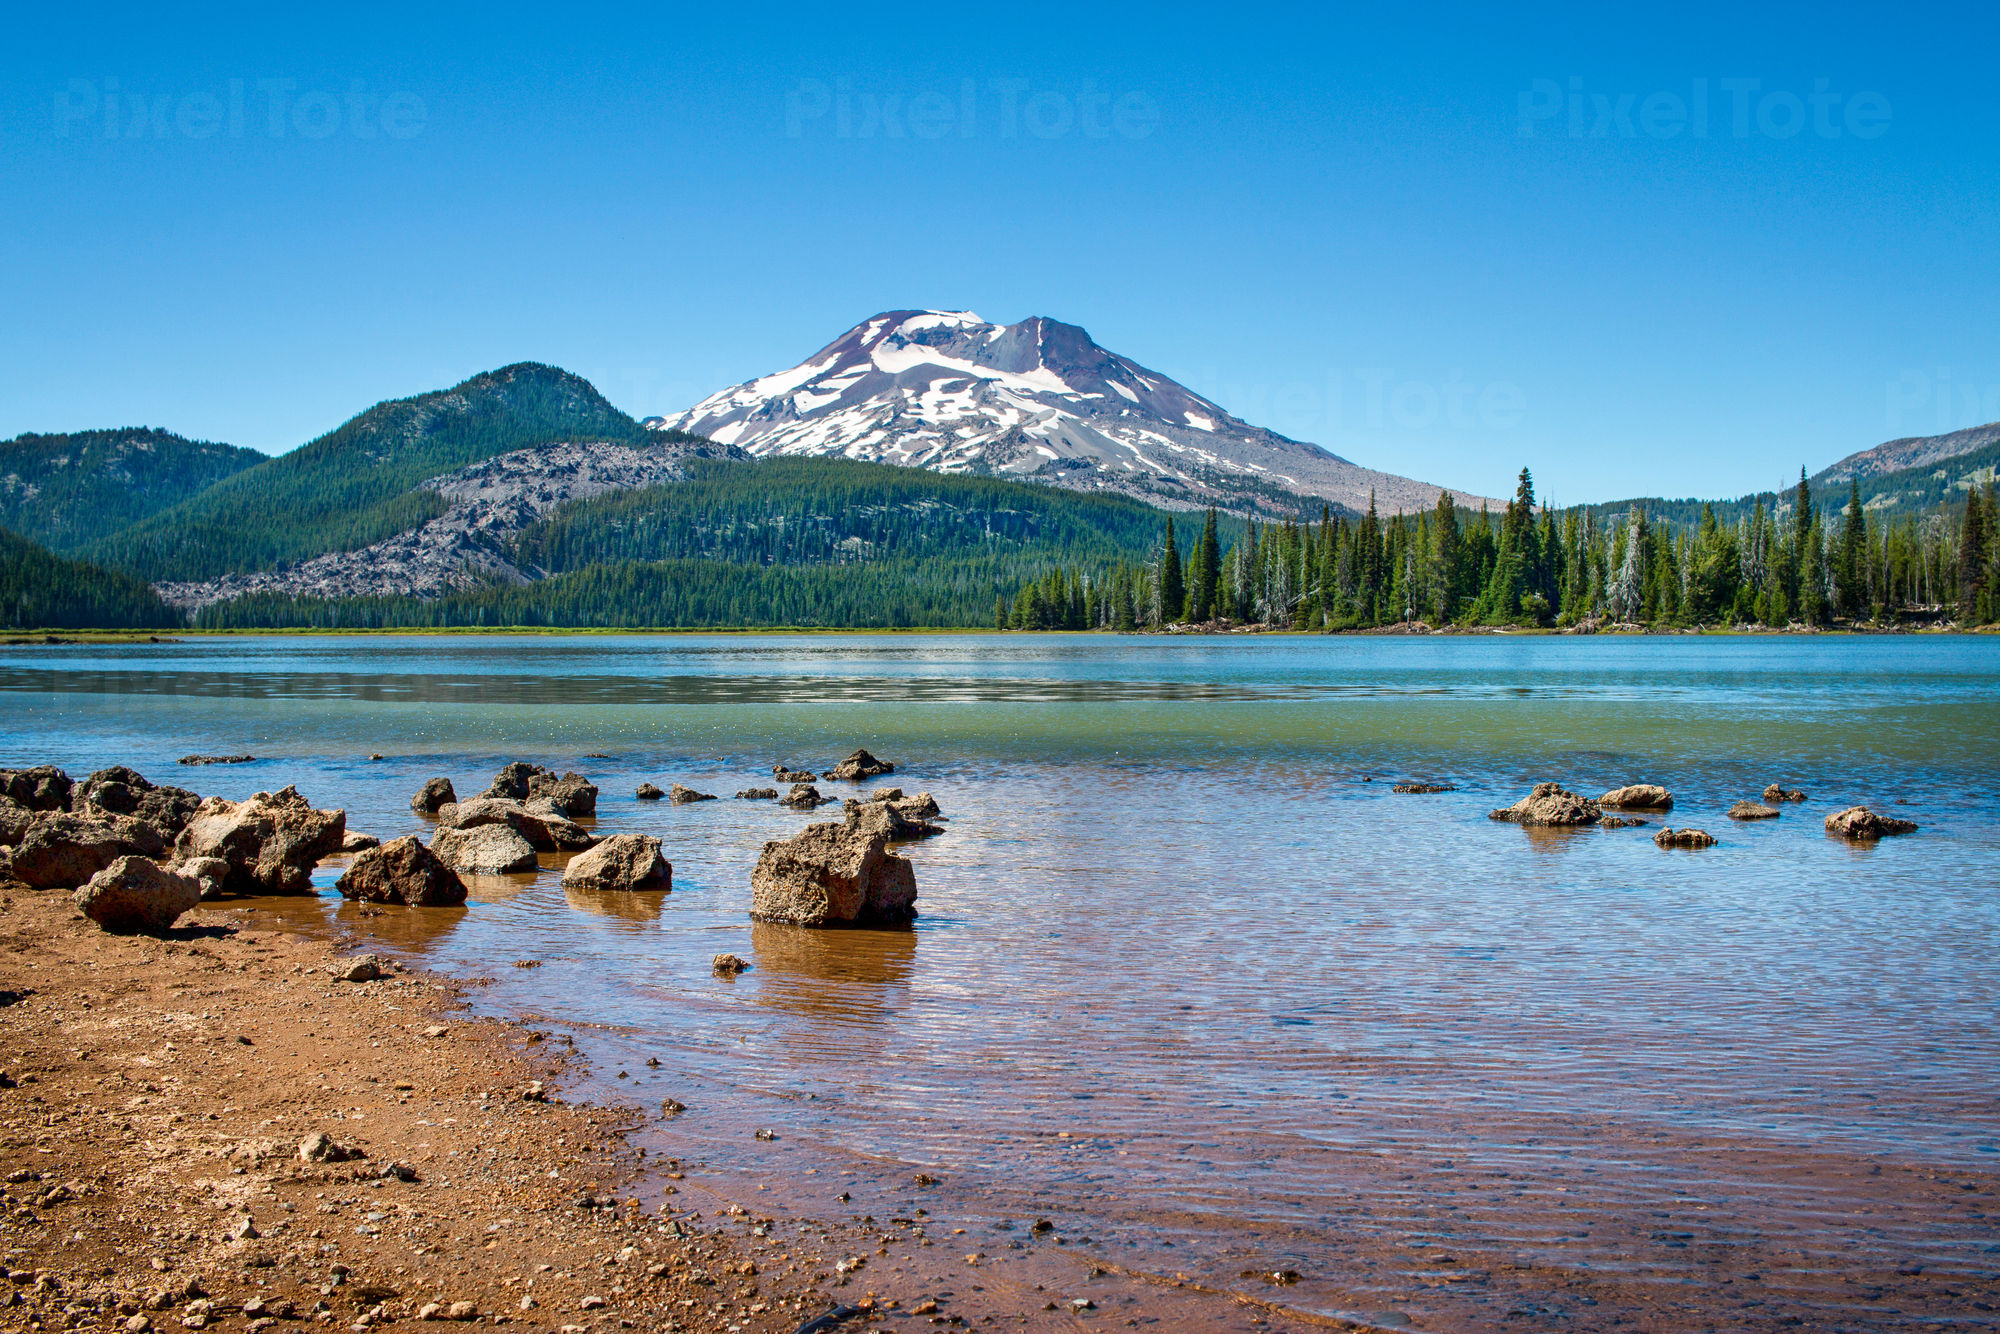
<box><xmin>1762</xmin><ymin>784</ymin><xmax>1808</xmax><ymax>803</ymax></box>
<box><xmin>1488</xmin><ymin>783</ymin><xmax>1601</xmax><ymax>826</ymax></box>
<box><xmin>527</xmin><ymin>771</ymin><xmax>597</xmax><ymax>818</ymax></box>
<box><xmin>1728</xmin><ymin>800</ymin><xmax>1781</xmax><ymax>821</ymax></box>
<box><xmin>174</xmin><ymin>786</ymin><xmax>346</xmax><ymax>895</ymax></box>
<box><xmin>1392</xmin><ymin>782</ymin><xmax>1456</xmax><ymax>794</ymax></box>
<box><xmin>1599</xmin><ymin>815</ymin><xmax>1649</xmax><ymax>829</ymax></box>
<box><xmin>432</xmin><ymin>823</ymin><xmax>539</xmax><ymax>874</ymax></box>
<box><xmin>0</xmin><ymin>765</ymin><xmax>73</xmax><ymax>810</ymax></box>
<box><xmin>341</xmin><ymin>831</ymin><xmax>381</xmax><ymax>853</ymax></box>
<box><xmin>561</xmin><ymin>834</ymin><xmax>671</xmax><ymax>893</ymax></box>
<box><xmin>73</xmin><ymin>856</ymin><xmax>201</xmax><ymax>933</ymax></box>
<box><xmin>827</xmin><ymin>749</ymin><xmax>895</xmax><ymax>780</ymax></box>
<box><xmin>435</xmin><ymin>797</ymin><xmax>595</xmax><ymax>851</ymax></box>
<box><xmin>1824</xmin><ymin>806</ymin><xmax>1918</xmax><ymax>840</ymax></box>
<box><xmin>336</xmin><ymin>836</ymin><xmax>468</xmax><ymax>906</ymax></box>
<box><xmin>780</xmin><ymin>783</ymin><xmax>833</xmax><ymax>809</ymax></box>
<box><xmin>712</xmin><ymin>953</ymin><xmax>750</xmax><ymax>975</ymax></box>
<box><xmin>669</xmin><ymin>784</ymin><xmax>717</xmax><ymax>804</ymax></box>
<box><xmin>1597</xmin><ymin>784</ymin><xmax>1674</xmax><ymax>811</ymax></box>
<box><xmin>635</xmin><ymin>783</ymin><xmax>665</xmax><ymax>800</ymax></box>
<box><xmin>772</xmin><ymin>765</ymin><xmax>818</xmax><ymax>784</ymax></box>
<box><xmin>483</xmin><ymin>761</ymin><xmax>543</xmax><ymax>800</ymax></box>
<box><xmin>842</xmin><ymin>797</ymin><xmax>943</xmax><ymax>842</ymax></box>
<box><xmin>410</xmin><ymin>777</ymin><xmax>457</xmax><ymax>814</ymax></box>
<box><xmin>11</xmin><ymin>811</ymin><xmax>171</xmax><ymax>889</ymax></box>
<box><xmin>751</xmin><ymin>822</ymin><xmax>916</xmax><ymax>927</ymax></box>
<box><xmin>735</xmin><ymin>787</ymin><xmax>779</xmax><ymax>800</ymax></box>
<box><xmin>1653</xmin><ymin>827</ymin><xmax>1717</xmax><ymax>849</ymax></box>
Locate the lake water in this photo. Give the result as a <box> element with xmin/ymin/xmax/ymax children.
<box><xmin>6</xmin><ymin>633</ymin><xmax>1998</xmax><ymax>1329</ymax></box>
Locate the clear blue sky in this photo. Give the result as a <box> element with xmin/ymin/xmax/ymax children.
<box><xmin>4</xmin><ymin>3</ymin><xmax>1996</xmax><ymax>502</ymax></box>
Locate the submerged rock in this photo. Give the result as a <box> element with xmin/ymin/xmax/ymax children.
<box><xmin>1391</xmin><ymin>782</ymin><xmax>1456</xmax><ymax>794</ymax></box>
<box><xmin>826</xmin><ymin>748</ymin><xmax>896</xmax><ymax>781</ymax></box>
<box><xmin>735</xmin><ymin>787</ymin><xmax>779</xmax><ymax>801</ymax></box>
<box><xmin>1824</xmin><ymin>806</ymin><xmax>1918</xmax><ymax>840</ymax></box>
<box><xmin>1762</xmin><ymin>784</ymin><xmax>1809</xmax><ymax>803</ymax></box>
<box><xmin>635</xmin><ymin>782</ymin><xmax>665</xmax><ymax>801</ymax></box>
<box><xmin>177</xmin><ymin>753</ymin><xmax>255</xmax><ymax>766</ymax></box>
<box><xmin>175</xmin><ymin>786</ymin><xmax>346</xmax><ymax>895</ymax></box>
<box><xmin>712</xmin><ymin>953</ymin><xmax>750</xmax><ymax>976</ymax></box>
<box><xmin>751</xmin><ymin>822</ymin><xmax>916</xmax><ymax>927</ymax></box>
<box><xmin>1653</xmin><ymin>827</ymin><xmax>1717</xmax><ymax>849</ymax></box>
<box><xmin>1599</xmin><ymin>815</ymin><xmax>1649</xmax><ymax>828</ymax></box>
<box><xmin>12</xmin><ymin>811</ymin><xmax>171</xmax><ymax>889</ymax></box>
<box><xmin>772</xmin><ymin>765</ymin><xmax>818</xmax><ymax>784</ymax></box>
<box><xmin>410</xmin><ymin>777</ymin><xmax>458</xmax><ymax>814</ymax></box>
<box><xmin>1489</xmin><ymin>783</ymin><xmax>1600</xmax><ymax>827</ymax></box>
<box><xmin>73</xmin><ymin>855</ymin><xmax>201</xmax><ymax>934</ymax></box>
<box><xmin>432</xmin><ymin>822</ymin><xmax>539</xmax><ymax>874</ymax></box>
<box><xmin>1597</xmin><ymin>784</ymin><xmax>1674</xmax><ymax>811</ymax></box>
<box><xmin>669</xmin><ymin>784</ymin><xmax>718</xmax><ymax>804</ymax></box>
<box><xmin>336</xmin><ymin>836</ymin><xmax>468</xmax><ymax>906</ymax></box>
<box><xmin>1728</xmin><ymin>800</ymin><xmax>1781</xmax><ymax>821</ymax></box>
<box><xmin>561</xmin><ymin>834</ymin><xmax>671</xmax><ymax>893</ymax></box>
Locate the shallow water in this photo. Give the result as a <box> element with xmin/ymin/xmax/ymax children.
<box><xmin>6</xmin><ymin>633</ymin><xmax>1998</xmax><ymax>1328</ymax></box>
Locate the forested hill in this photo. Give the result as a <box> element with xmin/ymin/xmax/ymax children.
<box><xmin>0</xmin><ymin>428</ymin><xmax>264</xmax><ymax>552</ymax></box>
<box><xmin>0</xmin><ymin>528</ymin><xmax>178</xmax><ymax>630</ymax></box>
<box><xmin>83</xmin><ymin>363</ymin><xmax>673</xmax><ymax>584</ymax></box>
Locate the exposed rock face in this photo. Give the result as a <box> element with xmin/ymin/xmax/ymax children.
<box><xmin>411</xmin><ymin>777</ymin><xmax>458</xmax><ymax>814</ymax></box>
<box><xmin>1488</xmin><ymin>783</ymin><xmax>1601</xmax><ymax>827</ymax></box>
<box><xmin>70</xmin><ymin>767</ymin><xmax>202</xmax><ymax>837</ymax></box>
<box><xmin>175</xmin><ymin>786</ymin><xmax>346</xmax><ymax>895</ymax></box>
<box><xmin>1762</xmin><ymin>784</ymin><xmax>1808</xmax><ymax>803</ymax></box>
<box><xmin>669</xmin><ymin>784</ymin><xmax>717</xmax><ymax>804</ymax></box>
<box><xmin>735</xmin><ymin>788</ymin><xmax>779</xmax><ymax>800</ymax></box>
<box><xmin>1654</xmin><ymin>827</ymin><xmax>1717</xmax><ymax>849</ymax></box>
<box><xmin>635</xmin><ymin>783</ymin><xmax>665</xmax><ymax>801</ymax></box>
<box><xmin>12</xmin><ymin>811</ymin><xmax>171</xmax><ymax>889</ymax></box>
<box><xmin>561</xmin><ymin>834</ymin><xmax>671</xmax><ymax>893</ymax></box>
<box><xmin>1728</xmin><ymin>801</ymin><xmax>1781</xmax><ymax>821</ymax></box>
<box><xmin>431</xmin><ymin>823</ymin><xmax>539</xmax><ymax>874</ymax></box>
<box><xmin>336</xmin><ymin>836</ymin><xmax>468</xmax><ymax>906</ymax></box>
<box><xmin>1825</xmin><ymin>807</ymin><xmax>1918</xmax><ymax>840</ymax></box>
<box><xmin>1598</xmin><ymin>784</ymin><xmax>1674</xmax><ymax>811</ymax></box>
<box><xmin>73</xmin><ymin>856</ymin><xmax>202</xmax><ymax>933</ymax></box>
<box><xmin>436</xmin><ymin>798</ymin><xmax>595</xmax><ymax>851</ymax></box>
<box><xmin>751</xmin><ymin>822</ymin><xmax>917</xmax><ymax>927</ymax></box>
<box><xmin>0</xmin><ymin>765</ymin><xmax>73</xmax><ymax>811</ymax></box>
<box><xmin>773</xmin><ymin>766</ymin><xmax>817</xmax><ymax>784</ymax></box>
<box><xmin>0</xmin><ymin>796</ymin><xmax>32</xmax><ymax>847</ymax></box>
<box><xmin>780</xmin><ymin>783</ymin><xmax>833</xmax><ymax>809</ymax></box>
<box><xmin>1392</xmin><ymin>782</ymin><xmax>1456</xmax><ymax>794</ymax></box>
<box><xmin>826</xmin><ymin>749</ymin><xmax>895</xmax><ymax>781</ymax></box>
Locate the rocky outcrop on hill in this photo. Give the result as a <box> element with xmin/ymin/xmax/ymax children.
<box><xmin>73</xmin><ymin>855</ymin><xmax>202</xmax><ymax>933</ymax></box>
<box><xmin>152</xmin><ymin>438</ymin><xmax>738</xmax><ymax>612</ymax></box>
<box><xmin>1489</xmin><ymin>783</ymin><xmax>1601</xmax><ymax>826</ymax></box>
<box><xmin>751</xmin><ymin>822</ymin><xmax>916</xmax><ymax>927</ymax></box>
<box><xmin>335</xmin><ymin>836</ymin><xmax>468</xmax><ymax>906</ymax></box>
<box><xmin>1825</xmin><ymin>807</ymin><xmax>1919</xmax><ymax>840</ymax></box>
<box><xmin>561</xmin><ymin>834</ymin><xmax>671</xmax><ymax>893</ymax></box>
<box><xmin>174</xmin><ymin>786</ymin><xmax>346</xmax><ymax>895</ymax></box>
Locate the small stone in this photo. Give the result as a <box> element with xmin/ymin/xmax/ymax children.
<box><xmin>1762</xmin><ymin>783</ymin><xmax>1808</xmax><ymax>803</ymax></box>
<box><xmin>124</xmin><ymin>1316</ymin><xmax>152</xmax><ymax>1333</ymax></box>
<box><xmin>711</xmin><ymin>953</ymin><xmax>750</xmax><ymax>976</ymax></box>
<box><xmin>754</xmin><ymin>1128</ymin><xmax>778</xmax><ymax>1141</ymax></box>
<box><xmin>416</xmin><ymin>1303</ymin><xmax>440</xmax><ymax>1321</ymax></box>
<box><xmin>228</xmin><ymin>1215</ymin><xmax>260</xmax><ymax>1240</ymax></box>
<box><xmin>1728</xmin><ymin>800</ymin><xmax>1781</xmax><ymax>820</ymax></box>
<box><xmin>333</xmin><ymin>955</ymin><xmax>382</xmax><ymax>983</ymax></box>
<box><xmin>635</xmin><ymin>783</ymin><xmax>665</xmax><ymax>801</ymax></box>
<box><xmin>913</xmin><ymin>1299</ymin><xmax>939</xmax><ymax>1315</ymax></box>
<box><xmin>578</xmin><ymin>1295</ymin><xmax>606</xmax><ymax>1310</ymax></box>
<box><xmin>446</xmin><ymin>1301</ymin><xmax>476</xmax><ymax>1321</ymax></box>
<box><xmin>1069</xmin><ymin>1298</ymin><xmax>1096</xmax><ymax>1310</ymax></box>
<box><xmin>299</xmin><ymin>1131</ymin><xmax>363</xmax><ymax>1164</ymax></box>
<box><xmin>668</xmin><ymin>784</ymin><xmax>718</xmax><ymax>804</ymax></box>
<box><xmin>1653</xmin><ymin>827</ymin><xmax>1717</xmax><ymax>849</ymax></box>
<box><xmin>518</xmin><ymin>1294</ymin><xmax>538</xmax><ymax>1310</ymax></box>
<box><xmin>660</xmin><ymin>1098</ymin><xmax>686</xmax><ymax>1115</ymax></box>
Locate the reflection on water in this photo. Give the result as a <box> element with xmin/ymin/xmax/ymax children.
<box><xmin>3</xmin><ymin>632</ymin><xmax>1998</xmax><ymax>1326</ymax></box>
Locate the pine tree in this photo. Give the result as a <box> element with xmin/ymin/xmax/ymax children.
<box><xmin>1836</xmin><ymin>480</ymin><xmax>1868</xmax><ymax>619</ymax></box>
<box><xmin>1157</xmin><ymin>520</ymin><xmax>1185</xmax><ymax>624</ymax></box>
<box><xmin>1192</xmin><ymin>507</ymin><xmax>1221</xmax><ymax>622</ymax></box>
<box><xmin>1960</xmin><ymin>484</ymin><xmax>1989</xmax><ymax>622</ymax></box>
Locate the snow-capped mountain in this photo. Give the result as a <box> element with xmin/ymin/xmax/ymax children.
<box><xmin>648</xmin><ymin>310</ymin><xmax>1482</xmax><ymax>516</ymax></box>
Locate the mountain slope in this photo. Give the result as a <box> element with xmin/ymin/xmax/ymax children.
<box><xmin>0</xmin><ymin>428</ymin><xmax>264</xmax><ymax>552</ymax></box>
<box><xmin>1811</xmin><ymin>420</ymin><xmax>2000</xmax><ymax>488</ymax></box>
<box><xmin>652</xmin><ymin>310</ymin><xmax>1483</xmax><ymax>517</ymax></box>
<box><xmin>0</xmin><ymin>528</ymin><xmax>178</xmax><ymax>630</ymax></box>
<box><xmin>86</xmin><ymin>363</ymin><xmax>673</xmax><ymax>584</ymax></box>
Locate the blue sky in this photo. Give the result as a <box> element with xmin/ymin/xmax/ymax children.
<box><xmin>4</xmin><ymin>3</ymin><xmax>1996</xmax><ymax>502</ymax></box>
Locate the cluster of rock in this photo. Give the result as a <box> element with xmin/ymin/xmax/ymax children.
<box><xmin>1484</xmin><ymin>775</ymin><xmax>1922</xmax><ymax>848</ymax></box>
<box><xmin>403</xmin><ymin>762</ymin><xmax>675</xmax><ymax>893</ymax></box>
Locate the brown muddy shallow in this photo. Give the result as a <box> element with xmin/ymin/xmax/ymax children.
<box><xmin>6</xmin><ymin>633</ymin><xmax>2000</xmax><ymax>1331</ymax></box>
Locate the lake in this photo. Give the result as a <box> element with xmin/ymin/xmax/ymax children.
<box><xmin>5</xmin><ymin>632</ymin><xmax>1998</xmax><ymax>1329</ymax></box>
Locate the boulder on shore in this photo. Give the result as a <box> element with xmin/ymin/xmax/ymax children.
<box><xmin>12</xmin><ymin>811</ymin><xmax>171</xmax><ymax>889</ymax></box>
<box><xmin>73</xmin><ymin>855</ymin><xmax>201</xmax><ymax>933</ymax></box>
<box><xmin>669</xmin><ymin>784</ymin><xmax>718</xmax><ymax>804</ymax></box>
<box><xmin>780</xmin><ymin>783</ymin><xmax>834</xmax><ymax>810</ymax></box>
<box><xmin>1597</xmin><ymin>784</ymin><xmax>1674</xmax><ymax>811</ymax></box>
<box><xmin>751</xmin><ymin>822</ymin><xmax>916</xmax><ymax>927</ymax></box>
<box><xmin>70</xmin><ymin>766</ymin><xmax>201</xmax><ymax>837</ymax></box>
<box><xmin>1728</xmin><ymin>800</ymin><xmax>1781</xmax><ymax>821</ymax></box>
<box><xmin>174</xmin><ymin>786</ymin><xmax>346</xmax><ymax>895</ymax></box>
<box><xmin>1762</xmin><ymin>784</ymin><xmax>1808</xmax><ymax>803</ymax></box>
<box><xmin>826</xmin><ymin>748</ymin><xmax>895</xmax><ymax>781</ymax></box>
<box><xmin>431</xmin><ymin>822</ymin><xmax>539</xmax><ymax>874</ymax></box>
<box><xmin>1654</xmin><ymin>827</ymin><xmax>1717</xmax><ymax>849</ymax></box>
<box><xmin>561</xmin><ymin>834</ymin><xmax>671</xmax><ymax>893</ymax></box>
<box><xmin>0</xmin><ymin>765</ymin><xmax>73</xmax><ymax>811</ymax></box>
<box><xmin>1825</xmin><ymin>806</ymin><xmax>1918</xmax><ymax>840</ymax></box>
<box><xmin>410</xmin><ymin>777</ymin><xmax>457</xmax><ymax>814</ymax></box>
<box><xmin>0</xmin><ymin>796</ymin><xmax>33</xmax><ymax>847</ymax></box>
<box><xmin>176</xmin><ymin>855</ymin><xmax>230</xmax><ymax>900</ymax></box>
<box><xmin>1489</xmin><ymin>783</ymin><xmax>1601</xmax><ymax>827</ymax></box>
<box><xmin>336</xmin><ymin>836</ymin><xmax>468</xmax><ymax>906</ymax></box>
<box><xmin>635</xmin><ymin>782</ymin><xmax>665</xmax><ymax>801</ymax></box>
<box><xmin>435</xmin><ymin>797</ymin><xmax>595</xmax><ymax>852</ymax></box>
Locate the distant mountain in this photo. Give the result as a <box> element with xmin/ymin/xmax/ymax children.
<box><xmin>0</xmin><ymin>528</ymin><xmax>178</xmax><ymax>630</ymax></box>
<box><xmin>86</xmin><ymin>363</ymin><xmax>689</xmax><ymax>586</ymax></box>
<box><xmin>0</xmin><ymin>428</ymin><xmax>264</xmax><ymax>553</ymax></box>
<box><xmin>651</xmin><ymin>310</ymin><xmax>1485</xmax><ymax>517</ymax></box>
<box><xmin>1811</xmin><ymin>420</ymin><xmax>2000</xmax><ymax>488</ymax></box>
